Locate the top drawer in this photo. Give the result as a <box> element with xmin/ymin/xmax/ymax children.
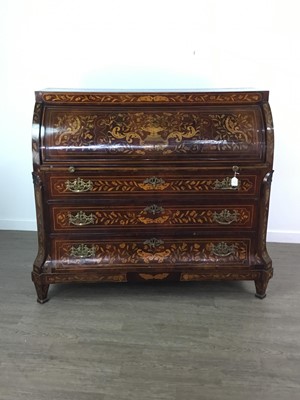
<box><xmin>40</xmin><ymin>105</ymin><xmax>266</xmax><ymax>164</ymax></box>
<box><xmin>46</xmin><ymin>169</ymin><xmax>260</xmax><ymax>199</ymax></box>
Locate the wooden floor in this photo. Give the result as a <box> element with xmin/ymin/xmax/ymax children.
<box><xmin>0</xmin><ymin>230</ymin><xmax>299</xmax><ymax>400</ymax></box>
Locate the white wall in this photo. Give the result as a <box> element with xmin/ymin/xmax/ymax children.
<box><xmin>0</xmin><ymin>0</ymin><xmax>299</xmax><ymax>242</ymax></box>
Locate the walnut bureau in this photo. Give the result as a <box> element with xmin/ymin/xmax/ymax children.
<box><xmin>32</xmin><ymin>90</ymin><xmax>274</xmax><ymax>303</ymax></box>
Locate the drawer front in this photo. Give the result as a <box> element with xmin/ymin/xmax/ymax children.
<box><xmin>48</xmin><ymin>173</ymin><xmax>258</xmax><ymax>198</ymax></box>
<box><xmin>42</xmin><ymin>106</ymin><xmax>265</xmax><ymax>163</ymax></box>
<box><xmin>51</xmin><ymin>204</ymin><xmax>255</xmax><ymax>231</ymax></box>
<box><xmin>51</xmin><ymin>237</ymin><xmax>251</xmax><ymax>269</ymax></box>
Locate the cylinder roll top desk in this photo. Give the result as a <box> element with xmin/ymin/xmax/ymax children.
<box><xmin>31</xmin><ymin>89</ymin><xmax>274</xmax><ymax>303</ymax></box>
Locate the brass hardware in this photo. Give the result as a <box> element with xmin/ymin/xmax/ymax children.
<box><xmin>144</xmin><ymin>238</ymin><xmax>164</xmax><ymax>249</ymax></box>
<box><xmin>212</xmin><ymin>209</ymin><xmax>240</xmax><ymax>225</ymax></box>
<box><xmin>214</xmin><ymin>167</ymin><xmax>240</xmax><ymax>190</ymax></box>
<box><xmin>211</xmin><ymin>242</ymin><xmax>236</xmax><ymax>257</ymax></box>
<box><xmin>231</xmin><ymin>166</ymin><xmax>240</xmax><ymax>187</ymax></box>
<box><xmin>138</xmin><ymin>204</ymin><xmax>169</xmax><ymax>224</ymax></box>
<box><xmin>68</xmin><ymin>211</ymin><xmax>95</xmax><ymax>226</ymax></box>
<box><xmin>143</xmin><ymin>204</ymin><xmax>164</xmax><ymax>215</ymax></box>
<box><xmin>65</xmin><ymin>177</ymin><xmax>93</xmax><ymax>192</ymax></box>
<box><xmin>68</xmin><ymin>166</ymin><xmax>76</xmax><ymax>173</ymax></box>
<box><xmin>69</xmin><ymin>244</ymin><xmax>95</xmax><ymax>258</ymax></box>
<box><xmin>143</xmin><ymin>177</ymin><xmax>166</xmax><ymax>187</ymax></box>
<box><xmin>139</xmin><ymin>177</ymin><xmax>170</xmax><ymax>191</ymax></box>
<box><xmin>214</xmin><ymin>177</ymin><xmax>238</xmax><ymax>190</ymax></box>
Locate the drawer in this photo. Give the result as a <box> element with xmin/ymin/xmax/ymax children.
<box><xmin>50</xmin><ymin>236</ymin><xmax>251</xmax><ymax>269</ymax></box>
<box><xmin>47</xmin><ymin>171</ymin><xmax>259</xmax><ymax>198</ymax></box>
<box><xmin>50</xmin><ymin>204</ymin><xmax>256</xmax><ymax>232</ymax></box>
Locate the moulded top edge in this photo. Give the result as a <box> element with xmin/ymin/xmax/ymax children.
<box><xmin>36</xmin><ymin>87</ymin><xmax>268</xmax><ymax>93</ymax></box>
<box><xmin>35</xmin><ymin>89</ymin><xmax>269</xmax><ymax>104</ymax></box>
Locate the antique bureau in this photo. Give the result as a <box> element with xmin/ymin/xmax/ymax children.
<box><xmin>32</xmin><ymin>90</ymin><xmax>274</xmax><ymax>303</ymax></box>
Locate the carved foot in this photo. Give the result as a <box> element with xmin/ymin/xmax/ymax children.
<box><xmin>254</xmin><ymin>270</ymin><xmax>273</xmax><ymax>299</ymax></box>
<box><xmin>255</xmin><ymin>291</ymin><xmax>266</xmax><ymax>300</ymax></box>
<box><xmin>32</xmin><ymin>273</ymin><xmax>50</xmax><ymax>304</ymax></box>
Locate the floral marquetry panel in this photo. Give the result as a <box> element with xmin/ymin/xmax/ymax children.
<box><xmin>49</xmin><ymin>173</ymin><xmax>258</xmax><ymax>197</ymax></box>
<box><xmin>52</xmin><ymin>238</ymin><xmax>251</xmax><ymax>268</ymax></box>
<box><xmin>51</xmin><ymin>205</ymin><xmax>254</xmax><ymax>231</ymax></box>
<box><xmin>42</xmin><ymin>107</ymin><xmax>265</xmax><ymax>162</ymax></box>
<box><xmin>38</xmin><ymin>91</ymin><xmax>266</xmax><ymax>105</ymax></box>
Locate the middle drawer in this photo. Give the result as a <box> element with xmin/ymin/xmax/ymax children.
<box><xmin>50</xmin><ymin>202</ymin><xmax>256</xmax><ymax>232</ymax></box>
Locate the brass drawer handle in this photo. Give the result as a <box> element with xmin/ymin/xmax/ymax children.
<box><xmin>65</xmin><ymin>177</ymin><xmax>93</xmax><ymax>192</ymax></box>
<box><xmin>68</xmin><ymin>211</ymin><xmax>96</xmax><ymax>226</ymax></box>
<box><xmin>213</xmin><ymin>177</ymin><xmax>239</xmax><ymax>190</ymax></box>
<box><xmin>214</xmin><ymin>166</ymin><xmax>240</xmax><ymax>190</ymax></box>
<box><xmin>143</xmin><ymin>204</ymin><xmax>164</xmax><ymax>215</ymax></box>
<box><xmin>144</xmin><ymin>238</ymin><xmax>164</xmax><ymax>249</ymax></box>
<box><xmin>211</xmin><ymin>242</ymin><xmax>236</xmax><ymax>257</ymax></box>
<box><xmin>138</xmin><ymin>205</ymin><xmax>169</xmax><ymax>224</ymax></box>
<box><xmin>212</xmin><ymin>209</ymin><xmax>240</xmax><ymax>225</ymax></box>
<box><xmin>139</xmin><ymin>177</ymin><xmax>170</xmax><ymax>191</ymax></box>
<box><xmin>69</xmin><ymin>244</ymin><xmax>95</xmax><ymax>258</ymax></box>
<box><xmin>143</xmin><ymin>177</ymin><xmax>165</xmax><ymax>187</ymax></box>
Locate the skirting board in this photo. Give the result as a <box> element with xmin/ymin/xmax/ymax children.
<box><xmin>0</xmin><ymin>219</ymin><xmax>37</xmax><ymax>232</ymax></box>
<box><xmin>267</xmin><ymin>230</ymin><xmax>300</xmax><ymax>244</ymax></box>
<box><xmin>0</xmin><ymin>219</ymin><xmax>300</xmax><ymax>244</ymax></box>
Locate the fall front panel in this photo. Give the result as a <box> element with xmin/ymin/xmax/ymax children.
<box><xmin>41</xmin><ymin>106</ymin><xmax>265</xmax><ymax>162</ymax></box>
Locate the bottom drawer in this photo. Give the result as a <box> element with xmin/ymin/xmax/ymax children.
<box><xmin>50</xmin><ymin>236</ymin><xmax>251</xmax><ymax>269</ymax></box>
